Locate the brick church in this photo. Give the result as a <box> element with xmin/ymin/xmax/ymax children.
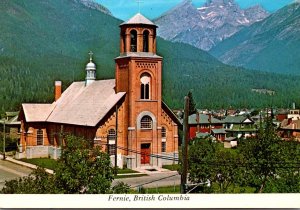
<box><xmin>18</xmin><ymin>13</ymin><xmax>180</xmax><ymax>169</ymax></box>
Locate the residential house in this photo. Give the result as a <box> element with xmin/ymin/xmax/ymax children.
<box><xmin>0</xmin><ymin>112</ymin><xmax>20</xmax><ymax>140</ymax></box>
<box><xmin>278</xmin><ymin>118</ymin><xmax>300</xmax><ymax>140</ymax></box>
<box><xmin>188</xmin><ymin>112</ymin><xmax>223</xmax><ymax>140</ymax></box>
<box><xmin>223</xmin><ymin>115</ymin><xmax>257</xmax><ymax>138</ymax></box>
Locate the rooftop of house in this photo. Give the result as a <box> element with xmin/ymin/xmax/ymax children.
<box><xmin>211</xmin><ymin>128</ymin><xmax>227</xmax><ymax>134</ymax></box>
<box><xmin>0</xmin><ymin>111</ymin><xmax>21</xmax><ymax>126</ymax></box>
<box><xmin>188</xmin><ymin>113</ymin><xmax>223</xmax><ymax>125</ymax></box>
<box><xmin>223</xmin><ymin>115</ymin><xmax>254</xmax><ymax>124</ymax></box>
<box><xmin>280</xmin><ymin>119</ymin><xmax>300</xmax><ymax>130</ymax></box>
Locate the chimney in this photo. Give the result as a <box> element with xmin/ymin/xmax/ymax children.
<box><xmin>292</xmin><ymin>102</ymin><xmax>296</xmax><ymax>110</ymax></box>
<box><xmin>55</xmin><ymin>81</ymin><xmax>62</xmax><ymax>101</ymax></box>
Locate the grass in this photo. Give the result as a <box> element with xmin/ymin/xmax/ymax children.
<box><xmin>162</xmin><ymin>164</ymin><xmax>180</xmax><ymax>171</ymax></box>
<box><xmin>20</xmin><ymin>158</ymin><xmax>57</xmax><ymax>170</ymax></box>
<box><xmin>135</xmin><ymin>185</ymin><xmax>180</xmax><ymax>194</ymax></box>
<box><xmin>115</xmin><ymin>174</ymin><xmax>148</xmax><ymax>179</ymax></box>
<box><xmin>135</xmin><ymin>184</ymin><xmax>255</xmax><ymax>194</ymax></box>
<box><xmin>211</xmin><ymin>183</ymin><xmax>256</xmax><ymax>193</ymax></box>
<box><xmin>117</xmin><ymin>168</ymin><xmax>139</xmax><ymax>174</ymax></box>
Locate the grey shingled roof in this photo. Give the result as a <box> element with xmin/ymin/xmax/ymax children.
<box><xmin>188</xmin><ymin>113</ymin><xmax>222</xmax><ymax>125</ymax></box>
<box><xmin>212</xmin><ymin>128</ymin><xmax>227</xmax><ymax>134</ymax></box>
<box><xmin>120</xmin><ymin>13</ymin><xmax>155</xmax><ymax>26</ymax></box>
<box><xmin>223</xmin><ymin>115</ymin><xmax>253</xmax><ymax>124</ymax></box>
<box><xmin>23</xmin><ymin>80</ymin><xmax>126</xmax><ymax>127</ymax></box>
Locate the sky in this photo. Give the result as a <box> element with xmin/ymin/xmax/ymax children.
<box><xmin>96</xmin><ymin>0</ymin><xmax>294</xmax><ymax>20</ymax></box>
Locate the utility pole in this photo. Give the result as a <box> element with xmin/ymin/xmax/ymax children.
<box><xmin>3</xmin><ymin>119</ymin><xmax>6</xmax><ymax>160</ymax></box>
<box><xmin>115</xmin><ymin>104</ymin><xmax>118</xmax><ymax>176</ymax></box>
<box><xmin>181</xmin><ymin>96</ymin><xmax>189</xmax><ymax>194</ymax></box>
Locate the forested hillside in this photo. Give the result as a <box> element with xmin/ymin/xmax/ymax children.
<box><xmin>1</xmin><ymin>0</ymin><xmax>300</xmax><ymax>115</ymax></box>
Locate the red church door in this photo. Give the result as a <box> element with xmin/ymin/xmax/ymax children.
<box><xmin>141</xmin><ymin>143</ymin><xmax>151</xmax><ymax>164</ymax></box>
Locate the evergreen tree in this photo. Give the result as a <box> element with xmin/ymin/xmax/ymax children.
<box><xmin>187</xmin><ymin>91</ymin><xmax>197</xmax><ymax>115</ymax></box>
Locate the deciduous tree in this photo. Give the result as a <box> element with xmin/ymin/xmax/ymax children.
<box><xmin>1</xmin><ymin>135</ymin><xmax>130</xmax><ymax>194</ymax></box>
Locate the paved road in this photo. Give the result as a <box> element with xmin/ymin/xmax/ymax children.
<box><xmin>114</xmin><ymin>171</ymin><xmax>180</xmax><ymax>189</ymax></box>
<box><xmin>0</xmin><ymin>159</ymin><xmax>32</xmax><ymax>190</ymax></box>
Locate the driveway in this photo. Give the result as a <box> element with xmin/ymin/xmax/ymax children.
<box><xmin>0</xmin><ymin>159</ymin><xmax>32</xmax><ymax>190</ymax></box>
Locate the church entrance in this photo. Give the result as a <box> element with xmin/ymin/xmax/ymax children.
<box><xmin>141</xmin><ymin>143</ymin><xmax>151</xmax><ymax>164</ymax></box>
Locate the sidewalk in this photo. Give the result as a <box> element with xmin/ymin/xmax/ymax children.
<box><xmin>0</xmin><ymin>154</ymin><xmax>54</xmax><ymax>174</ymax></box>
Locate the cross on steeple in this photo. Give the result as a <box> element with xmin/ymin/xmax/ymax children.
<box><xmin>88</xmin><ymin>51</ymin><xmax>93</xmax><ymax>62</ymax></box>
<box><xmin>136</xmin><ymin>0</ymin><xmax>144</xmax><ymax>13</ymax></box>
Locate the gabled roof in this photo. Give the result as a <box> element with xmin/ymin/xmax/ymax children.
<box><xmin>0</xmin><ymin>112</ymin><xmax>21</xmax><ymax>126</ymax></box>
<box><xmin>22</xmin><ymin>80</ymin><xmax>126</xmax><ymax>127</ymax></box>
<box><xmin>22</xmin><ymin>104</ymin><xmax>55</xmax><ymax>122</ymax></box>
<box><xmin>120</xmin><ymin>13</ymin><xmax>155</xmax><ymax>26</ymax></box>
<box><xmin>280</xmin><ymin>119</ymin><xmax>300</xmax><ymax>130</ymax></box>
<box><xmin>188</xmin><ymin>113</ymin><xmax>222</xmax><ymax>125</ymax></box>
<box><xmin>223</xmin><ymin>115</ymin><xmax>254</xmax><ymax>124</ymax></box>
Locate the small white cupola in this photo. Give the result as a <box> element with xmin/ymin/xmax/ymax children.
<box><xmin>86</xmin><ymin>51</ymin><xmax>96</xmax><ymax>86</ymax></box>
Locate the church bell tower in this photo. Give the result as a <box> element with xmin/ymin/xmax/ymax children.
<box><xmin>115</xmin><ymin>13</ymin><xmax>164</xmax><ymax>168</ymax></box>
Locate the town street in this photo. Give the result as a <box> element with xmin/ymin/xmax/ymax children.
<box><xmin>0</xmin><ymin>159</ymin><xmax>32</xmax><ymax>190</ymax></box>
<box><xmin>113</xmin><ymin>171</ymin><xmax>180</xmax><ymax>189</ymax></box>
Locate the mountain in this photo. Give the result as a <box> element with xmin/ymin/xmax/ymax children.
<box><xmin>210</xmin><ymin>2</ymin><xmax>300</xmax><ymax>75</ymax></box>
<box><xmin>1</xmin><ymin>0</ymin><xmax>300</xmax><ymax>114</ymax></box>
<box><xmin>73</xmin><ymin>0</ymin><xmax>112</xmax><ymax>15</ymax></box>
<box><xmin>154</xmin><ymin>0</ymin><xmax>269</xmax><ymax>51</ymax></box>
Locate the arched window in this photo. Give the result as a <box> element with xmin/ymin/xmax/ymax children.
<box><xmin>37</xmin><ymin>129</ymin><xmax>43</xmax><ymax>145</ymax></box>
<box><xmin>107</xmin><ymin>129</ymin><xmax>116</xmax><ymax>155</ymax></box>
<box><xmin>130</xmin><ymin>30</ymin><xmax>137</xmax><ymax>52</ymax></box>
<box><xmin>140</xmin><ymin>73</ymin><xmax>150</xmax><ymax>100</ymax></box>
<box><xmin>121</xmin><ymin>32</ymin><xmax>126</xmax><ymax>52</ymax></box>
<box><xmin>143</xmin><ymin>30</ymin><xmax>149</xmax><ymax>52</ymax></box>
<box><xmin>141</xmin><ymin>116</ymin><xmax>153</xmax><ymax>129</ymax></box>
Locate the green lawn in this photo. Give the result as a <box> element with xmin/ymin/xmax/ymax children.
<box><xmin>20</xmin><ymin>158</ymin><xmax>57</xmax><ymax>170</ymax></box>
<box><xmin>136</xmin><ymin>185</ymin><xmax>180</xmax><ymax>194</ymax></box>
<box><xmin>136</xmin><ymin>184</ymin><xmax>255</xmax><ymax>194</ymax></box>
<box><xmin>115</xmin><ymin>174</ymin><xmax>148</xmax><ymax>179</ymax></box>
<box><xmin>117</xmin><ymin>168</ymin><xmax>139</xmax><ymax>174</ymax></box>
<box><xmin>162</xmin><ymin>164</ymin><xmax>180</xmax><ymax>171</ymax></box>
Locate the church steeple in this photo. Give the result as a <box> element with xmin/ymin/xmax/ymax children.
<box><xmin>85</xmin><ymin>51</ymin><xmax>96</xmax><ymax>86</ymax></box>
<box><xmin>119</xmin><ymin>13</ymin><xmax>157</xmax><ymax>54</ymax></box>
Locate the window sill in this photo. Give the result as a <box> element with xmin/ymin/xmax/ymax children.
<box><xmin>140</xmin><ymin>128</ymin><xmax>153</xmax><ymax>130</ymax></box>
<box><xmin>136</xmin><ymin>100</ymin><xmax>158</xmax><ymax>102</ymax></box>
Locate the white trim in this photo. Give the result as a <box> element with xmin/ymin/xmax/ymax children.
<box><xmin>109</xmin><ymin>140</ymin><xmax>116</xmax><ymax>145</ymax></box>
<box><xmin>136</xmin><ymin>111</ymin><xmax>157</xmax><ymax>129</ymax></box>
